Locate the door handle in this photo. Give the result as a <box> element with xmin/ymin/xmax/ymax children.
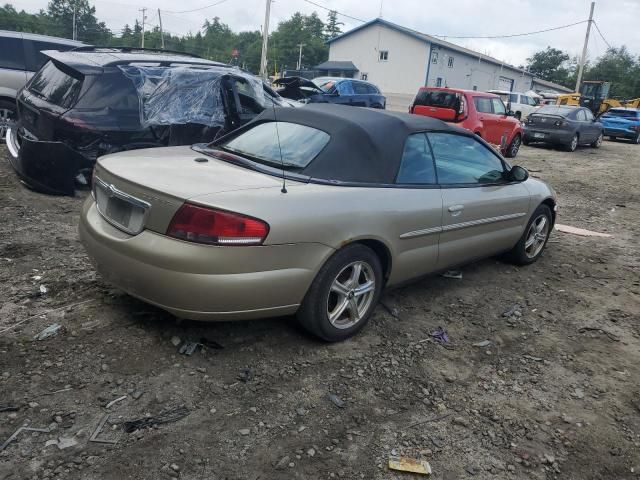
<box><xmin>448</xmin><ymin>205</ymin><xmax>464</xmax><ymax>212</ymax></box>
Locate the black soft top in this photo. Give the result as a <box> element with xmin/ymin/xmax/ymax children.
<box><xmin>243</xmin><ymin>104</ymin><xmax>461</xmax><ymax>184</ymax></box>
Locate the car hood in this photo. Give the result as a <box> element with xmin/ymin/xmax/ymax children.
<box><xmin>96</xmin><ymin>145</ymin><xmax>285</xmax><ymax>200</ymax></box>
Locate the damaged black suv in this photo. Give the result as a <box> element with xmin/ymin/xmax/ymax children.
<box><xmin>8</xmin><ymin>47</ymin><xmax>288</xmax><ymax>195</ymax></box>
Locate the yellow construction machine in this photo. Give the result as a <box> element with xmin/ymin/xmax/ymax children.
<box><xmin>556</xmin><ymin>80</ymin><xmax>640</xmax><ymax>115</ymax></box>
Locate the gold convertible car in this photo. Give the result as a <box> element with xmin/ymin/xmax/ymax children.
<box><xmin>79</xmin><ymin>104</ymin><xmax>557</xmax><ymax>341</ymax></box>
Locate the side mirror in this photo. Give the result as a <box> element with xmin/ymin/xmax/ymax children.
<box><xmin>509</xmin><ymin>165</ymin><xmax>529</xmax><ymax>182</ymax></box>
<box><xmin>506</xmin><ymin>110</ymin><xmax>515</xmax><ymax>117</ymax></box>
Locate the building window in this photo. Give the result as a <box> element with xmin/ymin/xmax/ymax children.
<box><xmin>361</xmin><ymin>73</ymin><xmax>368</xmax><ymax>81</ymax></box>
<box><xmin>379</xmin><ymin>50</ymin><xmax>388</xmax><ymax>61</ymax></box>
<box><xmin>436</xmin><ymin>77</ymin><xmax>443</xmax><ymax>87</ymax></box>
<box><xmin>447</xmin><ymin>56</ymin><xmax>454</xmax><ymax>68</ymax></box>
<box><xmin>431</xmin><ymin>51</ymin><xmax>438</xmax><ymax>64</ymax></box>
<box><xmin>473</xmin><ymin>85</ymin><xmax>477</xmax><ymax>91</ymax></box>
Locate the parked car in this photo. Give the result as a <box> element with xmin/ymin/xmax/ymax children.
<box><xmin>274</xmin><ymin>76</ymin><xmax>386</xmax><ymax>108</ymax></box>
<box><xmin>523</xmin><ymin>105</ymin><xmax>603</xmax><ymax>151</ymax></box>
<box><xmin>79</xmin><ymin>104</ymin><xmax>556</xmax><ymax>342</ymax></box>
<box><xmin>600</xmin><ymin>107</ymin><xmax>640</xmax><ymax>143</ymax></box>
<box><xmin>7</xmin><ymin>47</ymin><xmax>290</xmax><ymax>195</ymax></box>
<box><xmin>488</xmin><ymin>90</ymin><xmax>538</xmax><ymax>120</ymax></box>
<box><xmin>409</xmin><ymin>87</ymin><xmax>523</xmax><ymax>158</ymax></box>
<box><xmin>0</xmin><ymin>30</ymin><xmax>83</xmax><ymax>141</ymax></box>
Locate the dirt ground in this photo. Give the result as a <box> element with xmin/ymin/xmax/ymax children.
<box><xmin>0</xmin><ymin>139</ymin><xmax>639</xmax><ymax>480</ymax></box>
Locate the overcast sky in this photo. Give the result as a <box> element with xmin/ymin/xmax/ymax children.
<box><xmin>10</xmin><ymin>0</ymin><xmax>640</xmax><ymax>66</ymax></box>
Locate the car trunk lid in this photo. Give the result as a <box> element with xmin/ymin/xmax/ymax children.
<box><xmin>94</xmin><ymin>145</ymin><xmax>285</xmax><ymax>234</ymax></box>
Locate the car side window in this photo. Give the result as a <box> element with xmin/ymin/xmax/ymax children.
<box><xmin>337</xmin><ymin>81</ymin><xmax>354</xmax><ymax>96</ymax></box>
<box><xmin>584</xmin><ymin>109</ymin><xmax>595</xmax><ymax>121</ymax></box>
<box><xmin>474</xmin><ymin>97</ymin><xmax>493</xmax><ymax>113</ymax></box>
<box><xmin>576</xmin><ymin>109</ymin><xmax>587</xmax><ymax>121</ymax></box>
<box><xmin>352</xmin><ymin>82</ymin><xmax>369</xmax><ymax>95</ymax></box>
<box><xmin>24</xmin><ymin>40</ymin><xmax>72</xmax><ymax>72</ymax></box>
<box><xmin>396</xmin><ymin>133</ymin><xmax>436</xmax><ymax>185</ymax></box>
<box><xmin>0</xmin><ymin>36</ymin><xmax>26</xmax><ymax>70</ymax></box>
<box><xmin>428</xmin><ymin>132</ymin><xmax>506</xmax><ymax>185</ymax></box>
<box><xmin>491</xmin><ymin>98</ymin><xmax>506</xmax><ymax>115</ymax></box>
<box><xmin>365</xmin><ymin>83</ymin><xmax>379</xmax><ymax>94</ymax></box>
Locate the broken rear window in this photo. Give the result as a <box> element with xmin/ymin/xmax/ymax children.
<box><xmin>414</xmin><ymin>90</ymin><xmax>460</xmax><ymax>108</ymax></box>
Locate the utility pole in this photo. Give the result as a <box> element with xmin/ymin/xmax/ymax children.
<box><xmin>72</xmin><ymin>4</ymin><xmax>76</xmax><ymax>40</ymax></box>
<box><xmin>158</xmin><ymin>8</ymin><xmax>165</xmax><ymax>49</ymax></box>
<box><xmin>139</xmin><ymin>7</ymin><xmax>147</xmax><ymax>48</ymax></box>
<box><xmin>259</xmin><ymin>0</ymin><xmax>271</xmax><ymax>79</ymax></box>
<box><xmin>296</xmin><ymin>43</ymin><xmax>305</xmax><ymax>70</ymax></box>
<box><xmin>575</xmin><ymin>1</ymin><xmax>595</xmax><ymax>92</ymax></box>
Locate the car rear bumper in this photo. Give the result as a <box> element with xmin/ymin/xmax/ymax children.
<box><xmin>79</xmin><ymin>199</ymin><xmax>334</xmax><ymax>321</ymax></box>
<box><xmin>7</xmin><ymin>128</ymin><xmax>93</xmax><ymax>196</ymax></box>
<box><xmin>523</xmin><ymin>127</ymin><xmax>575</xmax><ymax>144</ymax></box>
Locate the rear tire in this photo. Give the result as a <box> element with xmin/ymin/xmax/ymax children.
<box><xmin>0</xmin><ymin>99</ymin><xmax>17</xmax><ymax>143</ymax></box>
<box><xmin>565</xmin><ymin>133</ymin><xmax>578</xmax><ymax>152</ymax></box>
<box><xmin>522</xmin><ymin>137</ymin><xmax>530</xmax><ymax>146</ymax></box>
<box><xmin>505</xmin><ymin>134</ymin><xmax>521</xmax><ymax>158</ymax></box>
<box><xmin>590</xmin><ymin>132</ymin><xmax>603</xmax><ymax>148</ymax></box>
<box><xmin>297</xmin><ymin>244</ymin><xmax>383</xmax><ymax>342</ymax></box>
<box><xmin>634</xmin><ymin>133</ymin><xmax>640</xmax><ymax>144</ymax></box>
<box><xmin>505</xmin><ymin>204</ymin><xmax>552</xmax><ymax>266</ymax></box>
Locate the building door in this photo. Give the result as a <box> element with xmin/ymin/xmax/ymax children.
<box><xmin>498</xmin><ymin>76</ymin><xmax>514</xmax><ymax>91</ymax></box>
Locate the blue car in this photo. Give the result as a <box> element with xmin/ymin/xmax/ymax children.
<box><xmin>275</xmin><ymin>76</ymin><xmax>386</xmax><ymax>109</ymax></box>
<box><xmin>600</xmin><ymin>108</ymin><xmax>640</xmax><ymax>144</ymax></box>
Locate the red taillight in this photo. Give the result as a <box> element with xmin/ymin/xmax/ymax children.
<box><xmin>167</xmin><ymin>203</ymin><xmax>269</xmax><ymax>246</ymax></box>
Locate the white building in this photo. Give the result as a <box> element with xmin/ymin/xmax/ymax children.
<box><xmin>325</xmin><ymin>18</ymin><xmax>571</xmax><ymax>96</ymax></box>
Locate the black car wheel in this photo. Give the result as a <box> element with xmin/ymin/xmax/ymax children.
<box><xmin>635</xmin><ymin>132</ymin><xmax>640</xmax><ymax>144</ymax></box>
<box><xmin>505</xmin><ymin>134</ymin><xmax>521</xmax><ymax>158</ymax></box>
<box><xmin>565</xmin><ymin>133</ymin><xmax>579</xmax><ymax>152</ymax></box>
<box><xmin>297</xmin><ymin>244</ymin><xmax>383</xmax><ymax>342</ymax></box>
<box><xmin>590</xmin><ymin>132</ymin><xmax>603</xmax><ymax>148</ymax></box>
<box><xmin>0</xmin><ymin>99</ymin><xmax>16</xmax><ymax>143</ymax></box>
<box><xmin>505</xmin><ymin>204</ymin><xmax>553</xmax><ymax>265</ymax></box>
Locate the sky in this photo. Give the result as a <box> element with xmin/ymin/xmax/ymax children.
<box><xmin>9</xmin><ymin>0</ymin><xmax>640</xmax><ymax>67</ymax></box>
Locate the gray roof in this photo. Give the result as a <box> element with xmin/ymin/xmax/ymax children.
<box><xmin>327</xmin><ymin>19</ymin><xmax>532</xmax><ymax>77</ymax></box>
<box><xmin>314</xmin><ymin>60</ymin><xmax>358</xmax><ymax>71</ymax></box>
<box><xmin>531</xmin><ymin>77</ymin><xmax>573</xmax><ymax>93</ymax></box>
<box><xmin>0</xmin><ymin>29</ymin><xmax>84</xmax><ymax>46</ymax></box>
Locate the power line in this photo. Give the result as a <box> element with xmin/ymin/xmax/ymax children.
<box><xmin>164</xmin><ymin>0</ymin><xmax>230</xmax><ymax>15</ymax></box>
<box><xmin>431</xmin><ymin>20</ymin><xmax>588</xmax><ymax>40</ymax></box>
<box><xmin>592</xmin><ymin>20</ymin><xmax>612</xmax><ymax>49</ymax></box>
<box><xmin>302</xmin><ymin>0</ymin><xmax>366</xmax><ymax>23</ymax></box>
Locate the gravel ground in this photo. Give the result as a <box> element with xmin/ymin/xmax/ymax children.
<box><xmin>0</xmin><ymin>139</ymin><xmax>639</xmax><ymax>480</ymax></box>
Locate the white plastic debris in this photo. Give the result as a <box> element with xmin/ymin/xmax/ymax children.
<box><xmin>472</xmin><ymin>340</ymin><xmax>491</xmax><ymax>347</ymax></box>
<box><xmin>39</xmin><ymin>285</ymin><xmax>48</xmax><ymax>294</ymax></box>
<box><xmin>35</xmin><ymin>323</ymin><xmax>62</xmax><ymax>341</ymax></box>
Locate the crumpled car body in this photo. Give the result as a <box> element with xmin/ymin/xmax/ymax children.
<box><xmin>9</xmin><ymin>48</ymin><xmax>287</xmax><ymax>196</ymax></box>
<box><xmin>274</xmin><ymin>76</ymin><xmax>386</xmax><ymax>109</ymax></box>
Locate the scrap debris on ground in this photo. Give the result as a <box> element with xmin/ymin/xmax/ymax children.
<box><xmin>0</xmin><ymin>140</ymin><xmax>639</xmax><ymax>479</ymax></box>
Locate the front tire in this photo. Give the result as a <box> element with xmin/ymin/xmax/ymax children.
<box><xmin>505</xmin><ymin>204</ymin><xmax>552</xmax><ymax>265</ymax></box>
<box><xmin>634</xmin><ymin>132</ymin><xmax>640</xmax><ymax>144</ymax></box>
<box><xmin>505</xmin><ymin>134</ymin><xmax>521</xmax><ymax>158</ymax></box>
<box><xmin>297</xmin><ymin>244</ymin><xmax>383</xmax><ymax>342</ymax></box>
<box><xmin>590</xmin><ymin>132</ymin><xmax>603</xmax><ymax>148</ymax></box>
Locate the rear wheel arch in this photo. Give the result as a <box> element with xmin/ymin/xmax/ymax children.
<box><xmin>352</xmin><ymin>239</ymin><xmax>392</xmax><ymax>281</ymax></box>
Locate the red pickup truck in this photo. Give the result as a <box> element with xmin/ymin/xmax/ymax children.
<box><xmin>409</xmin><ymin>87</ymin><xmax>523</xmax><ymax>158</ymax></box>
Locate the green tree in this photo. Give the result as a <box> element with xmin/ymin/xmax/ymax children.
<box><xmin>526</xmin><ymin>47</ymin><xmax>572</xmax><ymax>88</ymax></box>
<box><xmin>46</xmin><ymin>0</ymin><xmax>110</xmax><ymax>43</ymax></box>
<box><xmin>324</xmin><ymin>10</ymin><xmax>343</xmax><ymax>40</ymax></box>
<box><xmin>270</xmin><ymin>12</ymin><xmax>327</xmax><ymax>72</ymax></box>
<box><xmin>584</xmin><ymin>46</ymin><xmax>639</xmax><ymax>98</ymax></box>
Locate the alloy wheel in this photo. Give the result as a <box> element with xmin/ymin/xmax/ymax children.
<box><xmin>570</xmin><ymin>135</ymin><xmax>578</xmax><ymax>151</ymax></box>
<box><xmin>326</xmin><ymin>261</ymin><xmax>376</xmax><ymax>329</ymax></box>
<box><xmin>509</xmin><ymin>136</ymin><xmax>521</xmax><ymax>157</ymax></box>
<box><xmin>0</xmin><ymin>107</ymin><xmax>14</xmax><ymax>142</ymax></box>
<box><xmin>524</xmin><ymin>215</ymin><xmax>549</xmax><ymax>259</ymax></box>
